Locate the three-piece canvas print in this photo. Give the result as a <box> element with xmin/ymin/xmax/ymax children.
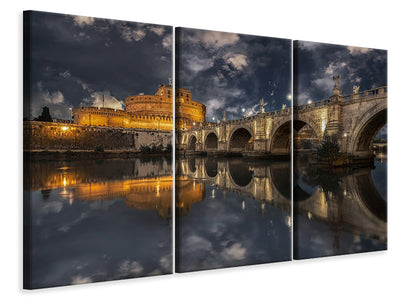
<box><xmin>23</xmin><ymin>11</ymin><xmax>387</xmax><ymax>289</ymax></box>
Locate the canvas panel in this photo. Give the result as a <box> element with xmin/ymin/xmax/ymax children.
<box><xmin>293</xmin><ymin>40</ymin><xmax>387</xmax><ymax>259</ymax></box>
<box><xmin>175</xmin><ymin>27</ymin><xmax>292</xmax><ymax>272</ymax></box>
<box><xmin>23</xmin><ymin>11</ymin><xmax>173</xmax><ymax>289</ymax></box>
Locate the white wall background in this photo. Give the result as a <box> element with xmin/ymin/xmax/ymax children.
<box><xmin>1</xmin><ymin>0</ymin><xmax>399</xmax><ymax>299</ymax></box>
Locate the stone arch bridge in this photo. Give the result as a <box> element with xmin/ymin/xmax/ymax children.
<box><xmin>177</xmin><ymin>86</ymin><xmax>387</xmax><ymax>160</ymax></box>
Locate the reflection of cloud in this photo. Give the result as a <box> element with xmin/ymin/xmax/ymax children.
<box><xmin>222</xmin><ymin>242</ymin><xmax>247</xmax><ymax>260</ymax></box>
<box><xmin>58</xmin><ymin>212</ymin><xmax>87</xmax><ymax>233</ymax></box>
<box><xmin>71</xmin><ymin>275</ymin><xmax>92</xmax><ymax>284</ymax></box>
<box><xmin>117</xmin><ymin>260</ymin><xmax>144</xmax><ymax>277</ymax></box>
<box><xmin>185</xmin><ymin>235</ymin><xmax>212</xmax><ymax>252</ymax></box>
<box><xmin>159</xmin><ymin>255</ymin><xmax>172</xmax><ymax>271</ymax></box>
<box><xmin>41</xmin><ymin>201</ymin><xmax>63</xmax><ymax>214</ymax></box>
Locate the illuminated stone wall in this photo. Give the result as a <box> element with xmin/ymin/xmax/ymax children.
<box><xmin>72</xmin><ymin>106</ymin><xmax>173</xmax><ymax>131</ymax></box>
<box><xmin>125</xmin><ymin>84</ymin><xmax>173</xmax><ymax>118</ymax></box>
<box><xmin>24</xmin><ymin>121</ymin><xmax>172</xmax><ymax>151</ymax></box>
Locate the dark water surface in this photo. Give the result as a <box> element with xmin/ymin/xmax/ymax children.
<box><xmin>175</xmin><ymin>157</ymin><xmax>292</xmax><ymax>272</ymax></box>
<box><xmin>293</xmin><ymin>154</ymin><xmax>387</xmax><ymax>259</ymax></box>
<box><xmin>24</xmin><ymin>158</ymin><xmax>172</xmax><ymax>289</ymax></box>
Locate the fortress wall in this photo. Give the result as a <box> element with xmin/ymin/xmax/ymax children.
<box><xmin>24</xmin><ymin>121</ymin><xmax>172</xmax><ymax>151</ymax></box>
<box><xmin>125</xmin><ymin>96</ymin><xmax>173</xmax><ymax>116</ymax></box>
<box><xmin>73</xmin><ymin>107</ymin><xmax>173</xmax><ymax>131</ymax></box>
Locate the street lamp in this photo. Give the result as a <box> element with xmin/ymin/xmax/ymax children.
<box><xmin>242</xmin><ymin>108</ymin><xmax>246</xmax><ymax>118</ymax></box>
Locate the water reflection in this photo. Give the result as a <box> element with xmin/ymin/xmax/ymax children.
<box><xmin>293</xmin><ymin>153</ymin><xmax>387</xmax><ymax>259</ymax></box>
<box><xmin>24</xmin><ymin>158</ymin><xmax>172</xmax><ymax>289</ymax></box>
<box><xmin>176</xmin><ymin>157</ymin><xmax>291</xmax><ymax>272</ymax></box>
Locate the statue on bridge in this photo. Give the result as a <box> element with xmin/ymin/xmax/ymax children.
<box><xmin>332</xmin><ymin>75</ymin><xmax>341</xmax><ymax>96</ymax></box>
<box><xmin>260</xmin><ymin>98</ymin><xmax>265</xmax><ymax>113</ymax></box>
<box><xmin>352</xmin><ymin>85</ymin><xmax>360</xmax><ymax>100</ymax></box>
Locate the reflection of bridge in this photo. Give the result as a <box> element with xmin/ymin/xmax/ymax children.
<box><xmin>177</xmin><ymin>83</ymin><xmax>387</xmax><ymax>161</ymax></box>
<box><xmin>294</xmin><ymin>156</ymin><xmax>387</xmax><ymax>244</ymax></box>
<box><xmin>177</xmin><ymin>158</ymin><xmax>291</xmax><ymax>214</ymax></box>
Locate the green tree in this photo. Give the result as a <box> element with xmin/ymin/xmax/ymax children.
<box><xmin>316</xmin><ymin>134</ymin><xmax>340</xmax><ymax>166</ymax></box>
<box><xmin>35</xmin><ymin>106</ymin><xmax>53</xmax><ymax>122</ymax></box>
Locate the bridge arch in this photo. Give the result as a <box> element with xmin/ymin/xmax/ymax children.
<box><xmin>205</xmin><ymin>131</ymin><xmax>218</xmax><ymax>150</ymax></box>
<box><xmin>188</xmin><ymin>135</ymin><xmax>197</xmax><ymax>151</ymax></box>
<box><xmin>293</xmin><ymin>120</ymin><xmax>320</xmax><ymax>150</ymax></box>
<box><xmin>227</xmin><ymin>159</ymin><xmax>253</xmax><ymax>188</ymax></box>
<box><xmin>270</xmin><ymin>121</ymin><xmax>291</xmax><ymax>154</ymax></box>
<box><xmin>228</xmin><ymin>126</ymin><xmax>254</xmax><ymax>152</ymax></box>
<box><xmin>348</xmin><ymin>102</ymin><xmax>387</xmax><ymax>154</ymax></box>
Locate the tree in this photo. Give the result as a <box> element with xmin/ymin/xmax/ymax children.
<box><xmin>35</xmin><ymin>106</ymin><xmax>53</xmax><ymax>122</ymax></box>
<box><xmin>316</xmin><ymin>134</ymin><xmax>340</xmax><ymax>166</ymax></box>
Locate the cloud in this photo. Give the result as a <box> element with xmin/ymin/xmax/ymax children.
<box><xmin>37</xmin><ymin>82</ymin><xmax>65</xmax><ymax>104</ymax></box>
<box><xmin>205</xmin><ymin>98</ymin><xmax>226</xmax><ymax>118</ymax></box>
<box><xmin>59</xmin><ymin>70</ymin><xmax>71</xmax><ymax>79</ymax></box>
<box><xmin>185</xmin><ymin>54</ymin><xmax>214</xmax><ymax>73</ymax></box>
<box><xmin>148</xmin><ymin>26</ymin><xmax>165</xmax><ymax>36</ymax></box>
<box><xmin>72</xmin><ymin>16</ymin><xmax>95</xmax><ymax>27</ymax></box>
<box><xmin>119</xmin><ymin>24</ymin><xmax>146</xmax><ymax>42</ymax></box>
<box><xmin>224</xmin><ymin>53</ymin><xmax>248</xmax><ymax>71</ymax></box>
<box><xmin>347</xmin><ymin>46</ymin><xmax>373</xmax><ymax>55</ymax></box>
<box><xmin>162</xmin><ymin>35</ymin><xmax>172</xmax><ymax>49</ymax></box>
<box><xmin>196</xmin><ymin>31</ymin><xmax>240</xmax><ymax>47</ymax></box>
<box><xmin>311</xmin><ymin>77</ymin><xmax>334</xmax><ymax>94</ymax></box>
<box><xmin>325</xmin><ymin>62</ymin><xmax>347</xmax><ymax>75</ymax></box>
<box><xmin>81</xmin><ymin>90</ymin><xmax>125</xmax><ymax>110</ymax></box>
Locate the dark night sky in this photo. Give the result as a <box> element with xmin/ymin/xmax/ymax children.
<box><xmin>176</xmin><ymin>28</ymin><xmax>291</xmax><ymax>122</ymax></box>
<box><xmin>294</xmin><ymin>40</ymin><xmax>387</xmax><ymax>138</ymax></box>
<box><xmin>294</xmin><ymin>40</ymin><xmax>387</xmax><ymax>104</ymax></box>
<box><xmin>25</xmin><ymin>11</ymin><xmax>172</xmax><ymax>119</ymax></box>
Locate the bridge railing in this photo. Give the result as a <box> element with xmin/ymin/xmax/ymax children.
<box><xmin>294</xmin><ymin>86</ymin><xmax>387</xmax><ymax>111</ymax></box>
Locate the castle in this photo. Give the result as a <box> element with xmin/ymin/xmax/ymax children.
<box><xmin>73</xmin><ymin>83</ymin><xmax>206</xmax><ymax>131</ymax></box>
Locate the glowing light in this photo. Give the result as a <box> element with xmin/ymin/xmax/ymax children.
<box><xmin>63</xmin><ymin>176</ymin><xmax>67</xmax><ymax>187</ymax></box>
<box><xmin>62</xmin><ymin>126</ymin><xmax>69</xmax><ymax>131</ymax></box>
<box><xmin>343</xmin><ymin>133</ymin><xmax>347</xmax><ymax>137</ymax></box>
<box><xmin>242</xmin><ymin>108</ymin><xmax>246</xmax><ymax>113</ymax></box>
<box><xmin>321</xmin><ymin>119</ymin><xmax>326</xmax><ymax>133</ymax></box>
<box><xmin>287</xmin><ymin>94</ymin><xmax>292</xmax><ymax>100</ymax></box>
<box><xmin>307</xmin><ymin>100</ymin><xmax>312</xmax><ymax>104</ymax></box>
<box><xmin>285</xmin><ymin>216</ymin><xmax>292</xmax><ymax>228</ymax></box>
<box><xmin>308</xmin><ymin>211</ymin><xmax>313</xmax><ymax>220</ymax></box>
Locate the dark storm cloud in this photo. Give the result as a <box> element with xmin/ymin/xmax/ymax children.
<box><xmin>294</xmin><ymin>41</ymin><xmax>387</xmax><ymax>105</ymax></box>
<box><xmin>176</xmin><ymin>28</ymin><xmax>291</xmax><ymax>122</ymax></box>
<box><xmin>25</xmin><ymin>11</ymin><xmax>172</xmax><ymax>119</ymax></box>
